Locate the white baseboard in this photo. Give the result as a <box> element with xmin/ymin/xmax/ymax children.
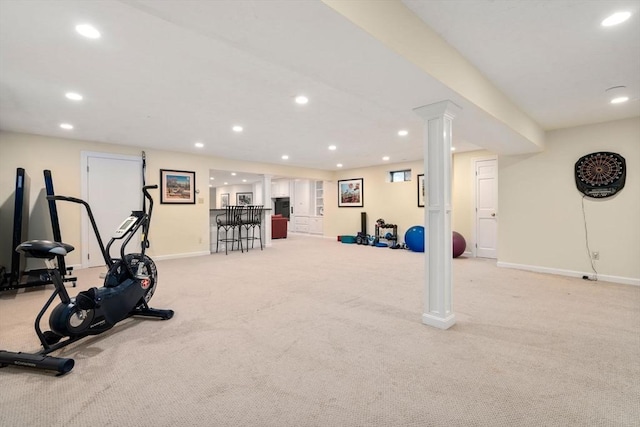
<box><xmin>496</xmin><ymin>261</ymin><xmax>640</xmax><ymax>286</ymax></box>
<box><xmin>289</xmin><ymin>232</ymin><xmax>326</xmax><ymax>238</ymax></box>
<box><xmin>154</xmin><ymin>251</ymin><xmax>211</xmax><ymax>261</ymax></box>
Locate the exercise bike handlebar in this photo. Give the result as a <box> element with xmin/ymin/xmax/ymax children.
<box><xmin>142</xmin><ymin>185</ymin><xmax>157</xmax><ymax>208</ymax></box>
<box><xmin>46</xmin><ymin>195</ymin><xmax>111</xmax><ymax>266</ymax></box>
<box><xmin>47</xmin><ymin>186</ymin><xmax>157</xmax><ymax>268</ymax></box>
<box><xmin>140</xmin><ymin>185</ymin><xmax>157</xmax><ymax>254</ymax></box>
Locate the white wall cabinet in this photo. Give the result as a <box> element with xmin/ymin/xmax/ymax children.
<box><xmin>290</xmin><ymin>179</ymin><xmax>324</xmax><ymax>236</ymax></box>
<box><xmin>294</xmin><ymin>180</ymin><xmax>310</xmax><ymax>216</ymax></box>
<box><xmin>272</xmin><ymin>179</ymin><xmax>290</xmax><ymax>197</ymax></box>
<box><xmin>294</xmin><ymin>215</ymin><xmax>309</xmax><ymax>233</ymax></box>
<box><xmin>309</xmin><ymin>217</ymin><xmax>323</xmax><ymax>234</ymax></box>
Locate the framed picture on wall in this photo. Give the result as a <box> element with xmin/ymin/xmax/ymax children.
<box><xmin>221</xmin><ymin>193</ymin><xmax>229</xmax><ymax>208</ymax></box>
<box><xmin>338</xmin><ymin>178</ymin><xmax>363</xmax><ymax>207</ymax></box>
<box><xmin>160</xmin><ymin>169</ymin><xmax>196</xmax><ymax>204</ymax></box>
<box><xmin>417</xmin><ymin>174</ymin><xmax>425</xmax><ymax>207</ymax></box>
<box><xmin>236</xmin><ymin>192</ymin><xmax>253</xmax><ymax>206</ymax></box>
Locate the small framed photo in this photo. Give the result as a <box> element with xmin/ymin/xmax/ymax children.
<box><xmin>417</xmin><ymin>174</ymin><xmax>425</xmax><ymax>207</ymax></box>
<box><xmin>220</xmin><ymin>193</ymin><xmax>230</xmax><ymax>208</ymax></box>
<box><xmin>338</xmin><ymin>178</ymin><xmax>363</xmax><ymax>207</ymax></box>
<box><xmin>236</xmin><ymin>192</ymin><xmax>253</xmax><ymax>206</ymax></box>
<box><xmin>160</xmin><ymin>169</ymin><xmax>196</xmax><ymax>204</ymax></box>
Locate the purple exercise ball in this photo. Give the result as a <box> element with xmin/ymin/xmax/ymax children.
<box><xmin>452</xmin><ymin>231</ymin><xmax>466</xmax><ymax>258</ymax></box>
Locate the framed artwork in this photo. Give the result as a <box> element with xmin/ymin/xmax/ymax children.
<box><xmin>417</xmin><ymin>174</ymin><xmax>425</xmax><ymax>207</ymax></box>
<box><xmin>220</xmin><ymin>193</ymin><xmax>229</xmax><ymax>208</ymax></box>
<box><xmin>236</xmin><ymin>192</ymin><xmax>253</xmax><ymax>206</ymax></box>
<box><xmin>338</xmin><ymin>178</ymin><xmax>363</xmax><ymax>207</ymax></box>
<box><xmin>160</xmin><ymin>169</ymin><xmax>196</xmax><ymax>204</ymax></box>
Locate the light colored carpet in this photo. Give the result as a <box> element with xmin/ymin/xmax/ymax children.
<box><xmin>1</xmin><ymin>234</ymin><xmax>638</xmax><ymax>426</ymax></box>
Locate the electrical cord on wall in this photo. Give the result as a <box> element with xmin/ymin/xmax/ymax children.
<box><xmin>581</xmin><ymin>195</ymin><xmax>598</xmax><ymax>281</ymax></box>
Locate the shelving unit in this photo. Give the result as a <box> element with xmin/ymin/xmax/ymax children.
<box><xmin>315</xmin><ymin>181</ymin><xmax>323</xmax><ymax>216</ymax></box>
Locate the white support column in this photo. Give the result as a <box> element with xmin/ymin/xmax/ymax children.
<box><xmin>413</xmin><ymin>100</ymin><xmax>461</xmax><ymax>330</ymax></box>
<box><xmin>262</xmin><ymin>174</ymin><xmax>273</xmax><ymax>247</ymax></box>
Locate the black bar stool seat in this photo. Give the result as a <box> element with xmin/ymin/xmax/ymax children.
<box><xmin>215</xmin><ymin>206</ymin><xmax>244</xmax><ymax>255</ymax></box>
<box><xmin>241</xmin><ymin>205</ymin><xmax>264</xmax><ymax>251</ymax></box>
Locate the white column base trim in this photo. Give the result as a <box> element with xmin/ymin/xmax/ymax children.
<box><xmin>497</xmin><ymin>261</ymin><xmax>639</xmax><ymax>286</ymax></box>
<box><xmin>422</xmin><ymin>313</ymin><xmax>456</xmax><ymax>330</ymax></box>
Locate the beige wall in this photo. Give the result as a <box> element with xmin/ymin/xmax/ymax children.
<box><xmin>499</xmin><ymin>117</ymin><xmax>640</xmax><ymax>281</ymax></box>
<box><xmin>3</xmin><ymin>117</ymin><xmax>638</xmax><ymax>283</ymax></box>
<box><xmin>0</xmin><ymin>132</ymin><xmax>213</xmax><ymax>266</ymax></box>
<box><xmin>324</xmin><ymin>154</ymin><xmax>487</xmax><ymax>248</ymax></box>
<box><xmin>325</xmin><ymin>160</ymin><xmax>425</xmax><ymax>240</ymax></box>
<box><xmin>0</xmin><ymin>131</ymin><xmax>332</xmax><ymax>268</ymax></box>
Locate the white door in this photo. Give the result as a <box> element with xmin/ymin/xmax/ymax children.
<box><xmin>475</xmin><ymin>158</ymin><xmax>498</xmax><ymax>259</ymax></box>
<box><xmin>82</xmin><ymin>153</ymin><xmax>142</xmax><ymax>267</ymax></box>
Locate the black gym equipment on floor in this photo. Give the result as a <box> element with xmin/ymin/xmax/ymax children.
<box><xmin>0</xmin><ymin>168</ymin><xmax>76</xmax><ymax>292</ymax></box>
<box><xmin>0</xmin><ymin>185</ymin><xmax>174</xmax><ymax>375</ymax></box>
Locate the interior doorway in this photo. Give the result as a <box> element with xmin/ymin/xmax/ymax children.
<box><xmin>81</xmin><ymin>152</ymin><xmax>143</xmax><ymax>268</ymax></box>
<box><xmin>474</xmin><ymin>157</ymin><xmax>498</xmax><ymax>259</ymax></box>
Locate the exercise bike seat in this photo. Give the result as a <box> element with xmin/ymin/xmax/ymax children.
<box><xmin>16</xmin><ymin>240</ymin><xmax>74</xmax><ymax>259</ymax></box>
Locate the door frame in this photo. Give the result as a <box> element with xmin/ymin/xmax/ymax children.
<box><xmin>471</xmin><ymin>155</ymin><xmax>498</xmax><ymax>258</ymax></box>
<box><xmin>81</xmin><ymin>151</ymin><xmax>143</xmax><ymax>268</ymax></box>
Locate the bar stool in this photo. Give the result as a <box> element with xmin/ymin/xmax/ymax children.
<box><xmin>216</xmin><ymin>206</ymin><xmax>244</xmax><ymax>255</ymax></box>
<box><xmin>242</xmin><ymin>205</ymin><xmax>263</xmax><ymax>251</ymax></box>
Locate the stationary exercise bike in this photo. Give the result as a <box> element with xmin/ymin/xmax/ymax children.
<box><xmin>0</xmin><ymin>185</ymin><xmax>174</xmax><ymax>375</ymax></box>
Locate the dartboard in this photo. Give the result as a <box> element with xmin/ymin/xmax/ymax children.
<box><xmin>574</xmin><ymin>152</ymin><xmax>626</xmax><ymax>198</ymax></box>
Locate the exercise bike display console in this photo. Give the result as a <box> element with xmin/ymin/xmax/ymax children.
<box><xmin>0</xmin><ymin>185</ymin><xmax>174</xmax><ymax>376</ymax></box>
<box><xmin>113</xmin><ymin>214</ymin><xmax>141</xmax><ymax>238</ymax></box>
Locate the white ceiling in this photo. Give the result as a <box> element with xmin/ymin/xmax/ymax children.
<box><xmin>404</xmin><ymin>0</ymin><xmax>640</xmax><ymax>130</ymax></box>
<box><xmin>1</xmin><ymin>0</ymin><xmax>638</xmax><ymax>178</ymax></box>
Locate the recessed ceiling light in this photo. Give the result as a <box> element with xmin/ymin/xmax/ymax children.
<box><xmin>611</xmin><ymin>96</ymin><xmax>629</xmax><ymax>104</ymax></box>
<box><xmin>281</xmin><ymin>155</ymin><xmax>289</xmax><ymax>160</ymax></box>
<box><xmin>398</xmin><ymin>130</ymin><xmax>408</xmax><ymax>136</ymax></box>
<box><xmin>75</xmin><ymin>24</ymin><xmax>101</xmax><ymax>39</ymax></box>
<box><xmin>606</xmin><ymin>86</ymin><xmax>630</xmax><ymax>104</ymax></box>
<box><xmin>194</xmin><ymin>142</ymin><xmax>204</xmax><ymax>148</ymax></box>
<box><xmin>328</xmin><ymin>145</ymin><xmax>337</xmax><ymax>151</ymax></box>
<box><xmin>242</xmin><ymin>179</ymin><xmax>247</xmax><ymax>183</ymax></box>
<box><xmin>65</xmin><ymin>92</ymin><xmax>83</xmax><ymax>101</ymax></box>
<box><xmin>451</xmin><ymin>147</ymin><xmax>456</xmax><ymax>151</ymax></box>
<box><xmin>382</xmin><ymin>156</ymin><xmax>390</xmax><ymax>161</ymax></box>
<box><xmin>210</xmin><ymin>177</ymin><xmax>214</xmax><ymax>180</ymax></box>
<box><xmin>224</xmin><ymin>182</ymin><xmax>228</xmax><ymax>185</ymax></box>
<box><xmin>295</xmin><ymin>95</ymin><xmax>309</xmax><ymax>105</ymax></box>
<box><xmin>231</xmin><ymin>172</ymin><xmax>237</xmax><ymax>176</ymax></box>
<box><xmin>209</xmin><ymin>184</ymin><xmax>213</xmax><ymax>188</ymax></box>
<box><xmin>601</xmin><ymin>11</ymin><xmax>631</xmax><ymax>27</ymax></box>
<box><xmin>232</xmin><ymin>125</ymin><xmax>243</xmax><ymax>132</ymax></box>
<box><xmin>60</xmin><ymin>123</ymin><xmax>73</xmax><ymax>130</ymax></box>
<box><xmin>336</xmin><ymin>163</ymin><xmax>343</xmax><ymax>168</ymax></box>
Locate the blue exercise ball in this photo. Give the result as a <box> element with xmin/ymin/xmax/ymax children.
<box><xmin>404</xmin><ymin>226</ymin><xmax>425</xmax><ymax>252</ymax></box>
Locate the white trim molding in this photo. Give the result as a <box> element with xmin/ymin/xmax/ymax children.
<box><xmin>497</xmin><ymin>261</ymin><xmax>639</xmax><ymax>286</ymax></box>
<box><xmin>154</xmin><ymin>251</ymin><xmax>211</xmax><ymax>261</ymax></box>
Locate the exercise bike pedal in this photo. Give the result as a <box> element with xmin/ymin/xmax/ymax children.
<box><xmin>76</xmin><ymin>288</ymin><xmax>100</xmax><ymax>310</ymax></box>
<box><xmin>42</xmin><ymin>331</ymin><xmax>63</xmax><ymax>345</ymax></box>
